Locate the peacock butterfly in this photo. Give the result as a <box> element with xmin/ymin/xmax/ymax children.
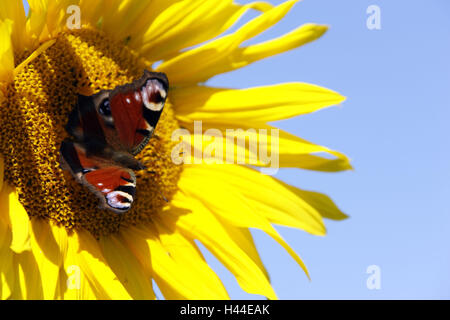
<box><xmin>60</xmin><ymin>70</ymin><xmax>169</xmax><ymax>213</ymax></box>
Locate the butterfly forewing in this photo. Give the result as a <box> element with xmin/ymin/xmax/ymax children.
<box><xmin>107</xmin><ymin>70</ymin><xmax>168</xmax><ymax>155</ymax></box>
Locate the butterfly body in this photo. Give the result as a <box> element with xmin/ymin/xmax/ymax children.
<box><xmin>60</xmin><ymin>70</ymin><xmax>169</xmax><ymax>213</ymax></box>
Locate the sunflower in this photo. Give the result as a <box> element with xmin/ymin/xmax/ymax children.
<box><xmin>0</xmin><ymin>0</ymin><xmax>351</xmax><ymax>299</ymax></box>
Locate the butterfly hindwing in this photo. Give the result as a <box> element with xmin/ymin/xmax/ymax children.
<box><xmin>83</xmin><ymin>166</ymin><xmax>136</xmax><ymax>213</ymax></box>
<box><xmin>60</xmin><ymin>140</ymin><xmax>137</xmax><ymax>213</ymax></box>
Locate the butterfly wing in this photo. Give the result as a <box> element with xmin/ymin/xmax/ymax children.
<box><xmin>60</xmin><ymin>140</ymin><xmax>136</xmax><ymax>213</ymax></box>
<box><xmin>66</xmin><ymin>90</ymin><xmax>109</xmax><ymax>149</ymax></box>
<box><xmin>108</xmin><ymin>70</ymin><xmax>169</xmax><ymax>155</ymax></box>
<box><xmin>67</xmin><ymin>70</ymin><xmax>168</xmax><ymax>156</ymax></box>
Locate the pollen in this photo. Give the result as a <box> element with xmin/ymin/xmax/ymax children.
<box><xmin>0</xmin><ymin>28</ymin><xmax>183</xmax><ymax>237</ymax></box>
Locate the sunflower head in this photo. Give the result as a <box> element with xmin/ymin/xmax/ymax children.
<box><xmin>0</xmin><ymin>0</ymin><xmax>350</xmax><ymax>300</ymax></box>
<box><xmin>0</xmin><ymin>28</ymin><xmax>182</xmax><ymax>237</ymax></box>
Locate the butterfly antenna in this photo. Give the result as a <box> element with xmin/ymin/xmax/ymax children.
<box><xmin>147</xmin><ymin>133</ymin><xmax>186</xmax><ymax>163</ymax></box>
<box><xmin>161</xmin><ymin>193</ymin><xmax>169</xmax><ymax>203</ymax></box>
<box><xmin>142</xmin><ymin>150</ymin><xmax>185</xmax><ymax>166</ymax></box>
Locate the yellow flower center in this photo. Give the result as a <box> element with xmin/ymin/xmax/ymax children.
<box><xmin>0</xmin><ymin>28</ymin><xmax>183</xmax><ymax>237</ymax></box>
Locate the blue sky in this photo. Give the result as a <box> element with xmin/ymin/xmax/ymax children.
<box><xmin>21</xmin><ymin>0</ymin><xmax>450</xmax><ymax>299</ymax></box>
<box><xmin>204</xmin><ymin>0</ymin><xmax>450</xmax><ymax>299</ymax></box>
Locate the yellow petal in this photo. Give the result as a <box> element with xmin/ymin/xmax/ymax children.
<box><xmin>0</xmin><ymin>219</ymin><xmax>14</xmax><ymax>299</ymax></box>
<box><xmin>0</xmin><ymin>185</ymin><xmax>31</xmax><ymax>253</ymax></box>
<box><xmin>0</xmin><ymin>186</ymin><xmax>8</xmax><ymax>229</ymax></box>
<box><xmin>8</xmin><ymin>193</ymin><xmax>31</xmax><ymax>253</ymax></box>
<box><xmin>183</xmin><ymin>164</ymin><xmax>327</xmax><ymax>235</ymax></box>
<box><xmin>235</xmin><ymin>23</ymin><xmax>327</xmax><ymax>68</ymax></box>
<box><xmin>37</xmin><ymin>219</ymin><xmax>69</xmax><ymax>299</ymax></box>
<box><xmin>45</xmin><ymin>222</ymin><xmax>69</xmax><ymax>299</ymax></box>
<box><xmin>47</xmin><ymin>220</ymin><xmax>69</xmax><ymax>267</ymax></box>
<box><xmin>177</xmin><ymin>169</ymin><xmax>311</xmax><ymax>280</ymax></box>
<box><xmin>0</xmin><ymin>190</ymin><xmax>47</xmax><ymax>299</ymax></box>
<box><xmin>26</xmin><ymin>0</ymin><xmax>49</xmax><ymax>48</ymax></box>
<box><xmin>69</xmin><ymin>229</ymin><xmax>131</xmax><ymax>299</ymax></box>
<box><xmin>102</xmin><ymin>0</ymin><xmax>176</xmax><ymax>43</ymax></box>
<box><xmin>0</xmin><ymin>1</ymin><xmax>27</xmax><ymax>52</ymax></box>
<box><xmin>283</xmin><ymin>187</ymin><xmax>349</xmax><ymax>220</ymax></box>
<box><xmin>173</xmin><ymin>122</ymin><xmax>351</xmax><ymax>171</ymax></box>
<box><xmin>99</xmin><ymin>233</ymin><xmax>155</xmax><ymax>300</ymax></box>
<box><xmin>151</xmin><ymin>219</ymin><xmax>229</xmax><ymax>299</ymax></box>
<box><xmin>157</xmin><ymin>1</ymin><xmax>324</xmax><ymax>85</ymax></box>
<box><xmin>79</xmin><ymin>0</ymin><xmax>104</xmax><ymax>28</ymax></box>
<box><xmin>43</xmin><ymin>0</ymin><xmax>74</xmax><ymax>39</ymax></box>
<box><xmin>128</xmin><ymin>0</ymin><xmax>220</xmax><ymax>52</ymax></box>
<box><xmin>0</xmin><ymin>19</ymin><xmax>14</xmax><ymax>83</ymax></box>
<box><xmin>58</xmin><ymin>268</ymin><xmax>98</xmax><ymax>300</ymax></box>
<box><xmin>172</xmin><ymin>83</ymin><xmax>345</xmax><ymax>124</ymax></box>
<box><xmin>14</xmin><ymin>39</ymin><xmax>56</xmax><ymax>77</ymax></box>
<box><xmin>279</xmin><ymin>153</ymin><xmax>352</xmax><ymax>172</ymax></box>
<box><xmin>0</xmin><ymin>155</ymin><xmax>3</xmax><ymax>193</ymax></box>
<box><xmin>11</xmin><ymin>250</ymin><xmax>44</xmax><ymax>299</ymax></box>
<box><xmin>135</xmin><ymin>1</ymin><xmax>273</xmax><ymax>62</ymax></box>
<box><xmin>122</xmin><ymin>223</ymin><xmax>229</xmax><ymax>299</ymax></box>
<box><xmin>100</xmin><ymin>0</ymin><xmax>153</xmax><ymax>41</ymax></box>
<box><xmin>168</xmin><ymin>191</ymin><xmax>278</xmax><ymax>299</ymax></box>
<box><xmin>203</xmin><ymin>23</ymin><xmax>327</xmax><ymax>83</ymax></box>
<box><xmin>61</xmin><ymin>233</ymin><xmax>100</xmax><ymax>300</ymax></box>
<box><xmin>220</xmin><ymin>225</ymin><xmax>270</xmax><ymax>281</ymax></box>
<box><xmin>29</xmin><ymin>218</ymin><xmax>62</xmax><ymax>299</ymax></box>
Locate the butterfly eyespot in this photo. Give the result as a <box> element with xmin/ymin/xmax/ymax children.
<box><xmin>152</xmin><ymin>91</ymin><xmax>164</xmax><ymax>104</ymax></box>
<box><xmin>99</xmin><ymin>99</ymin><xmax>111</xmax><ymax>116</ymax></box>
